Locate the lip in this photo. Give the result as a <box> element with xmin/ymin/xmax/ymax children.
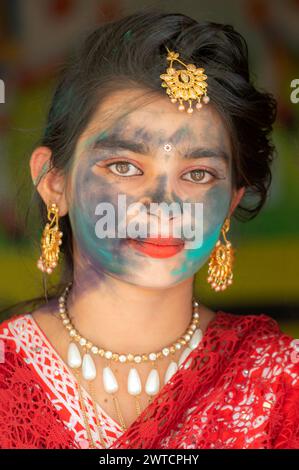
<box><xmin>126</xmin><ymin>236</ymin><xmax>185</xmax><ymax>258</ymax></box>
<box><xmin>136</xmin><ymin>236</ymin><xmax>184</xmax><ymax>246</ymax></box>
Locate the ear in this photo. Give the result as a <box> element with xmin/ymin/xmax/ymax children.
<box><xmin>228</xmin><ymin>186</ymin><xmax>246</xmax><ymax>217</ymax></box>
<box><xmin>29</xmin><ymin>146</ymin><xmax>68</xmax><ymax>216</ymax></box>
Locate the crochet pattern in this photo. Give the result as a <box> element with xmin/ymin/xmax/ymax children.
<box><xmin>0</xmin><ymin>311</ymin><xmax>298</xmax><ymax>449</ymax></box>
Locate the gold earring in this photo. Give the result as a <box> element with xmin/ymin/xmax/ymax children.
<box><xmin>207</xmin><ymin>218</ymin><xmax>234</xmax><ymax>291</ymax></box>
<box><xmin>37</xmin><ymin>202</ymin><xmax>63</xmax><ymax>274</ymax></box>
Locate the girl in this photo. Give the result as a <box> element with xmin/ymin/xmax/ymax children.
<box><xmin>0</xmin><ymin>10</ymin><xmax>298</xmax><ymax>449</ymax></box>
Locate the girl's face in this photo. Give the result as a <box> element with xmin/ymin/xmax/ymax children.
<box><xmin>66</xmin><ymin>90</ymin><xmax>236</xmax><ymax>288</ymax></box>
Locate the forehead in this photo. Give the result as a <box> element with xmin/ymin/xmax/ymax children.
<box><xmin>78</xmin><ymin>89</ymin><xmax>232</xmax><ymax>154</ymax></box>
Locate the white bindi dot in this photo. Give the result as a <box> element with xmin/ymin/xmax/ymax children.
<box><xmin>164</xmin><ymin>143</ymin><xmax>172</xmax><ymax>152</ymax></box>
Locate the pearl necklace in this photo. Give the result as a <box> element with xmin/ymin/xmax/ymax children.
<box><xmin>58</xmin><ymin>284</ymin><xmax>203</xmax><ymax>448</ymax></box>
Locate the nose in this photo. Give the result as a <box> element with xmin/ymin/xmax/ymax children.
<box><xmin>139</xmin><ymin>196</ymin><xmax>151</xmax><ymax>206</ymax></box>
<box><xmin>139</xmin><ymin>195</ymin><xmax>181</xmax><ymax>223</ymax></box>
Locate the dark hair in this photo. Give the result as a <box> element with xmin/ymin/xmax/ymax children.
<box><xmin>2</xmin><ymin>8</ymin><xmax>278</xmax><ymax>316</ymax></box>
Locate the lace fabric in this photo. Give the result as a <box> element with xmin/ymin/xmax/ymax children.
<box><xmin>0</xmin><ymin>337</ymin><xmax>79</xmax><ymax>449</ymax></box>
<box><xmin>0</xmin><ymin>313</ymin><xmax>123</xmax><ymax>449</ymax></box>
<box><xmin>112</xmin><ymin>313</ymin><xmax>299</xmax><ymax>449</ymax></box>
<box><xmin>0</xmin><ymin>311</ymin><xmax>298</xmax><ymax>449</ymax></box>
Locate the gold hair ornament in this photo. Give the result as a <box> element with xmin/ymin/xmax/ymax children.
<box><xmin>160</xmin><ymin>46</ymin><xmax>210</xmax><ymax>114</ymax></box>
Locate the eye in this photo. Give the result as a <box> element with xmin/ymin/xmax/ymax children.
<box><xmin>106</xmin><ymin>161</ymin><xmax>143</xmax><ymax>177</ymax></box>
<box><xmin>181</xmin><ymin>169</ymin><xmax>216</xmax><ymax>184</ymax></box>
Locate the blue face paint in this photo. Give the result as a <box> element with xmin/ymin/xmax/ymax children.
<box><xmin>68</xmin><ymin>168</ymin><xmax>138</xmax><ymax>277</ymax></box>
<box><xmin>67</xmin><ymin>103</ymin><xmax>233</xmax><ymax>289</ymax></box>
<box><xmin>33</xmin><ymin>161</ymin><xmax>50</xmax><ymax>186</ymax></box>
<box><xmin>68</xmin><ymin>151</ymin><xmax>231</xmax><ymax>288</ymax></box>
<box><xmin>171</xmin><ymin>185</ymin><xmax>231</xmax><ymax>278</ymax></box>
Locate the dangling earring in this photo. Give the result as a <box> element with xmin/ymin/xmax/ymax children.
<box><xmin>37</xmin><ymin>202</ymin><xmax>63</xmax><ymax>274</ymax></box>
<box><xmin>207</xmin><ymin>217</ymin><xmax>234</xmax><ymax>291</ymax></box>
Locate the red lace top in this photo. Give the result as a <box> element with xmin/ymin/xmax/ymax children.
<box><xmin>0</xmin><ymin>310</ymin><xmax>298</xmax><ymax>449</ymax></box>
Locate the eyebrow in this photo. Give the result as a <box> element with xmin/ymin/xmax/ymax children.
<box><xmin>91</xmin><ymin>134</ymin><xmax>230</xmax><ymax>163</ymax></box>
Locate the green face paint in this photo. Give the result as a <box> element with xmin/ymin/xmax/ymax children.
<box><xmin>171</xmin><ymin>186</ymin><xmax>231</xmax><ymax>277</ymax></box>
<box><xmin>33</xmin><ymin>161</ymin><xmax>50</xmax><ymax>186</ymax></box>
<box><xmin>123</xmin><ymin>30</ymin><xmax>132</xmax><ymax>41</ymax></box>
<box><xmin>67</xmin><ymin>94</ymin><xmax>233</xmax><ymax>289</ymax></box>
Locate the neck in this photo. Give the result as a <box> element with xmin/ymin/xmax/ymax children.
<box><xmin>65</xmin><ymin>266</ymin><xmax>195</xmax><ymax>355</ymax></box>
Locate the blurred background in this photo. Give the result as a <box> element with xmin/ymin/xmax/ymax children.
<box><xmin>0</xmin><ymin>0</ymin><xmax>298</xmax><ymax>336</ymax></box>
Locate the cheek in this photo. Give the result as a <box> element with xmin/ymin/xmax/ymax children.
<box><xmin>178</xmin><ymin>183</ymin><xmax>231</xmax><ymax>269</ymax></box>
<box><xmin>71</xmin><ymin>163</ymin><xmax>122</xmax><ymax>220</ymax></box>
<box><xmin>68</xmin><ymin>167</ymin><xmax>120</xmax><ymax>256</ymax></box>
<box><xmin>68</xmin><ymin>166</ymin><xmax>146</xmax><ymax>254</ymax></box>
<box><xmin>202</xmin><ymin>184</ymin><xmax>231</xmax><ymax>235</ymax></box>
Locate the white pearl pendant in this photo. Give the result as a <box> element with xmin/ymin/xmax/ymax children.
<box><xmin>178</xmin><ymin>347</ymin><xmax>192</xmax><ymax>367</ymax></box>
<box><xmin>103</xmin><ymin>366</ymin><xmax>119</xmax><ymax>394</ymax></box>
<box><xmin>145</xmin><ymin>369</ymin><xmax>160</xmax><ymax>396</ymax></box>
<box><xmin>184</xmin><ymin>357</ymin><xmax>193</xmax><ymax>369</ymax></box>
<box><xmin>164</xmin><ymin>361</ymin><xmax>178</xmax><ymax>385</ymax></box>
<box><xmin>127</xmin><ymin>368</ymin><xmax>142</xmax><ymax>396</ymax></box>
<box><xmin>82</xmin><ymin>353</ymin><xmax>97</xmax><ymax>381</ymax></box>
<box><xmin>67</xmin><ymin>342</ymin><xmax>82</xmax><ymax>369</ymax></box>
<box><xmin>189</xmin><ymin>328</ymin><xmax>203</xmax><ymax>350</ymax></box>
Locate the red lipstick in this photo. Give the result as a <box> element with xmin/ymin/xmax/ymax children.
<box><xmin>126</xmin><ymin>236</ymin><xmax>185</xmax><ymax>258</ymax></box>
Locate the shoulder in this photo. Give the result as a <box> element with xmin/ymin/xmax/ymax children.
<box><xmin>0</xmin><ymin>311</ymin><xmax>76</xmax><ymax>449</ymax></box>
<box><xmin>0</xmin><ymin>312</ymin><xmax>34</xmax><ymax>380</ymax></box>
<box><xmin>0</xmin><ymin>298</ymin><xmax>61</xmax><ymax>344</ymax></box>
<box><xmin>214</xmin><ymin>310</ymin><xmax>299</xmax><ymax>386</ymax></box>
<box><xmin>0</xmin><ymin>311</ymin><xmax>47</xmax><ymax>387</ymax></box>
<box><xmin>216</xmin><ymin>309</ymin><xmax>295</xmax><ymax>344</ymax></box>
<box><xmin>214</xmin><ymin>311</ymin><xmax>299</xmax><ymax>447</ymax></box>
<box><xmin>0</xmin><ymin>312</ymin><xmax>31</xmax><ymax>349</ymax></box>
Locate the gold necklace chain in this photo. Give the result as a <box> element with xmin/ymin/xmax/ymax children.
<box><xmin>59</xmin><ymin>285</ymin><xmax>201</xmax><ymax>364</ymax></box>
<box><xmin>59</xmin><ymin>284</ymin><xmax>202</xmax><ymax>449</ymax></box>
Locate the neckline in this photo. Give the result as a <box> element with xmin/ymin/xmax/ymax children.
<box><xmin>26</xmin><ymin>309</ymin><xmax>225</xmax><ymax>441</ymax></box>
<box><xmin>25</xmin><ymin>312</ymin><xmax>124</xmax><ymax>434</ymax></box>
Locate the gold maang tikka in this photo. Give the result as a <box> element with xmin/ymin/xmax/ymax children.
<box><xmin>37</xmin><ymin>202</ymin><xmax>63</xmax><ymax>274</ymax></box>
<box><xmin>160</xmin><ymin>46</ymin><xmax>210</xmax><ymax>113</ymax></box>
<box><xmin>207</xmin><ymin>218</ymin><xmax>234</xmax><ymax>291</ymax></box>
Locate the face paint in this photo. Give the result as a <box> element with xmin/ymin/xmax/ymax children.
<box><xmin>170</xmin><ymin>185</ymin><xmax>231</xmax><ymax>277</ymax></box>
<box><xmin>33</xmin><ymin>161</ymin><xmax>50</xmax><ymax>186</ymax></box>
<box><xmin>67</xmin><ymin>92</ymin><xmax>233</xmax><ymax>289</ymax></box>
